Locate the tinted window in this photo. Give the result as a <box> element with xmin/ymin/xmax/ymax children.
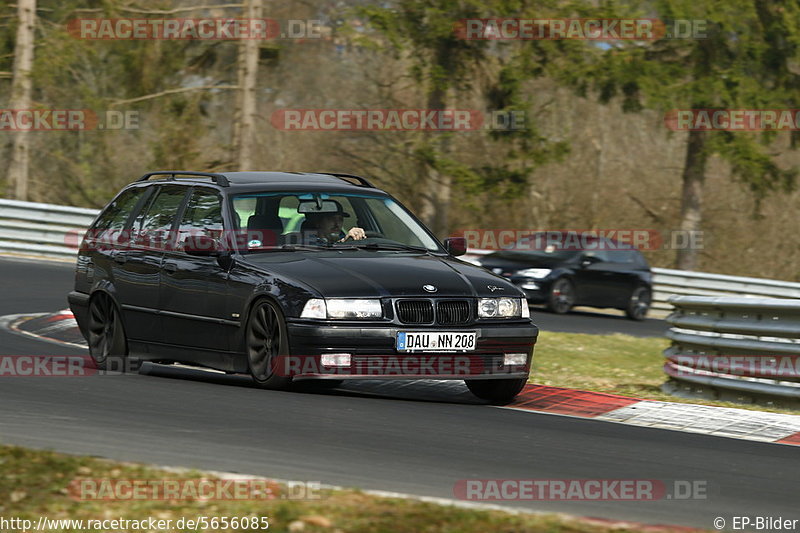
<box><xmin>582</xmin><ymin>249</ymin><xmax>611</xmax><ymax>262</ymax></box>
<box><xmin>91</xmin><ymin>187</ymin><xmax>147</xmax><ymax>238</ymax></box>
<box><xmin>278</xmin><ymin>196</ymin><xmax>305</xmax><ymax>233</ymax></box>
<box><xmin>176</xmin><ymin>189</ymin><xmax>224</xmax><ymax>250</ymax></box>
<box><xmin>607</xmin><ymin>250</ymin><xmax>639</xmax><ymax>264</ymax></box>
<box><xmin>131</xmin><ymin>186</ymin><xmax>188</xmax><ymax>250</ymax></box>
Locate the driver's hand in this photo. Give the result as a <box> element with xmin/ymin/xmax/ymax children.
<box><xmin>340</xmin><ymin>227</ymin><xmax>366</xmax><ymax>241</ymax></box>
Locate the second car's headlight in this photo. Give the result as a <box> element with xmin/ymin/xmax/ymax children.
<box><xmin>517</xmin><ymin>268</ymin><xmax>552</xmax><ymax>279</ymax></box>
<box><xmin>301</xmin><ymin>298</ymin><xmax>383</xmax><ymax>319</ymax></box>
<box><xmin>478</xmin><ymin>297</ymin><xmax>524</xmax><ymax>318</ymax></box>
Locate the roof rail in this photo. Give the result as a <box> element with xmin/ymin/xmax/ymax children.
<box><xmin>316</xmin><ymin>172</ymin><xmax>375</xmax><ymax>188</ymax></box>
<box><xmin>137</xmin><ymin>171</ymin><xmax>230</xmax><ymax>187</ymax></box>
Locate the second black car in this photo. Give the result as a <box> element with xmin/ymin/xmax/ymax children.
<box><xmin>477</xmin><ymin>232</ymin><xmax>652</xmax><ymax>320</ymax></box>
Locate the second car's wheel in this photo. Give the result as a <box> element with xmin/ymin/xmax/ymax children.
<box><xmin>246</xmin><ymin>299</ymin><xmax>292</xmax><ymax>390</ymax></box>
<box><xmin>87</xmin><ymin>292</ymin><xmax>128</xmax><ymax>371</ymax></box>
<box><xmin>546</xmin><ymin>278</ymin><xmax>574</xmax><ymax>314</ymax></box>
<box><xmin>465</xmin><ymin>378</ymin><xmax>528</xmax><ymax>405</ymax></box>
<box><xmin>625</xmin><ymin>285</ymin><xmax>651</xmax><ymax>321</ymax></box>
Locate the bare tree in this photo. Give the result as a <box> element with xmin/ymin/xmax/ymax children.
<box><xmin>232</xmin><ymin>0</ymin><xmax>261</xmax><ymax>170</ymax></box>
<box><xmin>7</xmin><ymin>0</ymin><xmax>36</xmax><ymax>200</ymax></box>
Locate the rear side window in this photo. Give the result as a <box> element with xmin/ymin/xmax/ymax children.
<box><xmin>131</xmin><ymin>186</ymin><xmax>188</xmax><ymax>250</ymax></box>
<box><xmin>91</xmin><ymin>187</ymin><xmax>148</xmax><ymax>238</ymax></box>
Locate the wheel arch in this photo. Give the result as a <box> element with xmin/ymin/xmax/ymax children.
<box><xmin>239</xmin><ymin>291</ymin><xmax>292</xmax><ymax>355</ymax></box>
<box><xmin>88</xmin><ymin>281</ymin><xmax>128</xmax><ymax>332</ymax></box>
<box><xmin>86</xmin><ymin>285</ymin><xmax>129</xmax><ymax>358</ymax></box>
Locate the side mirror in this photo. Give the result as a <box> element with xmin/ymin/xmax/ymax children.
<box><xmin>183</xmin><ymin>235</ymin><xmax>221</xmax><ymax>257</ymax></box>
<box><xmin>444</xmin><ymin>237</ymin><xmax>467</xmax><ymax>257</ymax></box>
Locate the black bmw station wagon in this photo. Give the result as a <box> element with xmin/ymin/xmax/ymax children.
<box><xmin>69</xmin><ymin>171</ymin><xmax>538</xmax><ymax>403</ymax></box>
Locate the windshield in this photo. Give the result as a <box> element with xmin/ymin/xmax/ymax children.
<box><xmin>230</xmin><ymin>192</ymin><xmax>442</xmax><ymax>253</ymax></box>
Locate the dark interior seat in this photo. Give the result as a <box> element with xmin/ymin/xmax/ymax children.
<box><xmin>247</xmin><ymin>214</ymin><xmax>283</xmax><ymax>246</ymax></box>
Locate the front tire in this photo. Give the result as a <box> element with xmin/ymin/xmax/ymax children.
<box><xmin>465</xmin><ymin>378</ymin><xmax>528</xmax><ymax>405</ymax></box>
<box><xmin>246</xmin><ymin>299</ymin><xmax>292</xmax><ymax>390</ymax></box>
<box><xmin>625</xmin><ymin>285</ymin><xmax>651</xmax><ymax>321</ymax></box>
<box><xmin>546</xmin><ymin>278</ymin><xmax>574</xmax><ymax>314</ymax></box>
<box><xmin>87</xmin><ymin>292</ymin><xmax>128</xmax><ymax>371</ymax></box>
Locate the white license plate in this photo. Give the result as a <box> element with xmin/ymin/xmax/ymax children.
<box><xmin>396</xmin><ymin>332</ymin><xmax>477</xmax><ymax>352</ymax></box>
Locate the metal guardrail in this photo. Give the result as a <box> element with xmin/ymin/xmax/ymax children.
<box><xmin>650</xmin><ymin>268</ymin><xmax>800</xmax><ymax>316</ymax></box>
<box><xmin>0</xmin><ymin>199</ymin><xmax>98</xmax><ymax>259</ymax></box>
<box><xmin>664</xmin><ymin>296</ymin><xmax>800</xmax><ymax>400</ymax></box>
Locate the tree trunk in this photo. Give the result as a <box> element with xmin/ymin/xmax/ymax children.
<box><xmin>232</xmin><ymin>0</ymin><xmax>261</xmax><ymax>170</ymax></box>
<box><xmin>675</xmin><ymin>129</ymin><xmax>707</xmax><ymax>270</ymax></box>
<box><xmin>7</xmin><ymin>0</ymin><xmax>36</xmax><ymax>200</ymax></box>
<box><xmin>418</xmin><ymin>84</ymin><xmax>450</xmax><ymax>236</ymax></box>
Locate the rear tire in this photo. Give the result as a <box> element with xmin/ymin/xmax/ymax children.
<box><xmin>546</xmin><ymin>278</ymin><xmax>574</xmax><ymax>314</ymax></box>
<box><xmin>625</xmin><ymin>285</ymin><xmax>651</xmax><ymax>321</ymax></box>
<box><xmin>87</xmin><ymin>292</ymin><xmax>129</xmax><ymax>371</ymax></box>
<box><xmin>246</xmin><ymin>299</ymin><xmax>292</xmax><ymax>390</ymax></box>
<box><xmin>465</xmin><ymin>378</ymin><xmax>528</xmax><ymax>405</ymax></box>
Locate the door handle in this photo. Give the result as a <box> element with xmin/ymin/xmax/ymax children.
<box><xmin>113</xmin><ymin>252</ymin><xmax>127</xmax><ymax>264</ymax></box>
<box><xmin>163</xmin><ymin>262</ymin><xmax>177</xmax><ymax>274</ymax></box>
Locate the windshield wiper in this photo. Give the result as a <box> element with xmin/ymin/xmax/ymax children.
<box><xmin>245</xmin><ymin>244</ymin><xmax>329</xmax><ymax>252</ymax></box>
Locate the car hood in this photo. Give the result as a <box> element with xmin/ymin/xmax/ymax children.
<box><xmin>242</xmin><ymin>251</ymin><xmax>522</xmax><ymax>298</ymax></box>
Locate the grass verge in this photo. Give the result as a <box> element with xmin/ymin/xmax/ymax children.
<box><xmin>0</xmin><ymin>445</ymin><xmax>695</xmax><ymax>533</ymax></box>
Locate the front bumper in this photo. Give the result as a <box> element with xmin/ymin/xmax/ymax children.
<box><xmin>283</xmin><ymin>320</ymin><xmax>538</xmax><ymax>381</ymax></box>
<box><xmin>509</xmin><ymin>276</ymin><xmax>555</xmax><ymax>303</ymax></box>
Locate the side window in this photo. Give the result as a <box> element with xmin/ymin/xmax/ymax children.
<box><xmin>131</xmin><ymin>186</ymin><xmax>188</xmax><ymax>250</ymax></box>
<box><xmin>583</xmin><ymin>249</ymin><xmax>611</xmax><ymax>262</ymax></box>
<box><xmin>176</xmin><ymin>189</ymin><xmax>224</xmax><ymax>250</ymax></box>
<box><xmin>90</xmin><ymin>187</ymin><xmax>148</xmax><ymax>241</ymax></box>
<box><xmin>634</xmin><ymin>251</ymin><xmax>650</xmax><ymax>268</ymax></box>
<box><xmin>607</xmin><ymin>250</ymin><xmax>638</xmax><ymax>264</ymax></box>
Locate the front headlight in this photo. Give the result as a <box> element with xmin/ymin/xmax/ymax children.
<box><xmin>301</xmin><ymin>298</ymin><xmax>383</xmax><ymax>319</ymax></box>
<box><xmin>517</xmin><ymin>268</ymin><xmax>552</xmax><ymax>279</ymax></box>
<box><xmin>478</xmin><ymin>297</ymin><xmax>524</xmax><ymax>318</ymax></box>
<box><xmin>300</xmin><ymin>299</ymin><xmax>326</xmax><ymax>319</ymax></box>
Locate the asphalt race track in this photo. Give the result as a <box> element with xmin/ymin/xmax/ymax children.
<box><xmin>0</xmin><ymin>256</ymin><xmax>798</xmax><ymax>528</ymax></box>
